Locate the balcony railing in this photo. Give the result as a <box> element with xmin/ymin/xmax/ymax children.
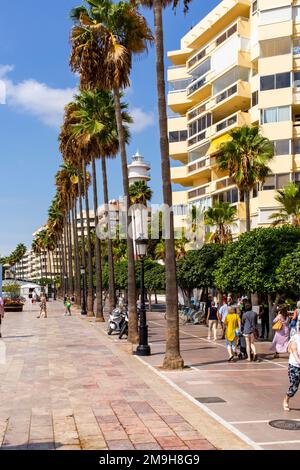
<box><xmin>216</xmin><ymin>114</ymin><xmax>237</xmax><ymax>133</ymax></box>
<box><xmin>187</xmin><ymin>131</ymin><xmax>206</xmax><ymax>147</ymax></box>
<box><xmin>187</xmin><ymin>158</ymin><xmax>208</xmax><ymax>173</ymax></box>
<box><xmin>188</xmin><ymin>184</ymin><xmax>209</xmax><ymax>199</ymax></box>
<box><xmin>187</xmin><ymin>74</ymin><xmax>208</xmax><ymax>96</ymax></box>
<box><xmin>215</xmin><ymin>84</ymin><xmax>238</xmax><ymax>105</ymax></box>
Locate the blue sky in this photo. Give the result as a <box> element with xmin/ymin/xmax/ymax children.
<box><xmin>0</xmin><ymin>0</ymin><xmax>219</xmax><ymax>255</ymax></box>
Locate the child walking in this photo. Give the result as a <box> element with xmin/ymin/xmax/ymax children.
<box><xmin>64</xmin><ymin>296</ymin><xmax>72</xmax><ymax>316</ymax></box>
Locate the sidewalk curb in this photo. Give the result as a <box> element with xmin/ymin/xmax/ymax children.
<box><xmin>88</xmin><ymin>320</ymin><xmax>257</xmax><ymax>451</ymax></box>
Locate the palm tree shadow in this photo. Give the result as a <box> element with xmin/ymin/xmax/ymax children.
<box><xmin>1</xmin><ymin>440</ymin><xmax>60</xmax><ymax>450</ymax></box>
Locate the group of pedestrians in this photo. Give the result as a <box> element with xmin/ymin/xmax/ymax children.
<box><xmin>206</xmin><ymin>297</ymin><xmax>259</xmax><ymax>362</ymax></box>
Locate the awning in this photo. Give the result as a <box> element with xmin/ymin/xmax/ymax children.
<box><xmin>208</xmin><ymin>133</ymin><xmax>232</xmax><ymax>155</ymax></box>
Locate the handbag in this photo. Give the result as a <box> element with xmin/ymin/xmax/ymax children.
<box><xmin>272</xmin><ymin>320</ymin><xmax>283</xmax><ymax>331</ymax></box>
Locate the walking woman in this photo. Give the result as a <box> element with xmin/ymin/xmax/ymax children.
<box><xmin>271</xmin><ymin>306</ymin><xmax>289</xmax><ymax>358</ymax></box>
<box><xmin>37</xmin><ymin>294</ymin><xmax>47</xmax><ymax>319</ymax></box>
<box><xmin>206</xmin><ymin>301</ymin><xmax>218</xmax><ymax>341</ymax></box>
<box><xmin>241</xmin><ymin>302</ymin><xmax>258</xmax><ymax>362</ymax></box>
<box><xmin>224</xmin><ymin>306</ymin><xmax>241</xmax><ymax>361</ymax></box>
<box><xmin>283</xmin><ymin>329</ymin><xmax>300</xmax><ymax>411</ymax></box>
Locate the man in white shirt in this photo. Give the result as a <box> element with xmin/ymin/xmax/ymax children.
<box><xmin>219</xmin><ymin>300</ymin><xmax>229</xmax><ymax>340</ymax></box>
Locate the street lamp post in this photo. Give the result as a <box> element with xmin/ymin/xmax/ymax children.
<box><xmin>135</xmin><ymin>236</ymin><xmax>151</xmax><ymax>357</ymax></box>
<box><xmin>80</xmin><ymin>266</ymin><xmax>87</xmax><ymax>316</ymax></box>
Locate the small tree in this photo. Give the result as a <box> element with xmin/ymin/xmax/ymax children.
<box><xmin>144</xmin><ymin>261</ymin><xmax>165</xmax><ymax>310</ymax></box>
<box><xmin>276</xmin><ymin>244</ymin><xmax>300</xmax><ymax>294</ymax></box>
<box><xmin>177</xmin><ymin>244</ymin><xmax>224</xmax><ymax>304</ymax></box>
<box><xmin>214</xmin><ymin>226</ymin><xmax>300</xmax><ymax>335</ymax></box>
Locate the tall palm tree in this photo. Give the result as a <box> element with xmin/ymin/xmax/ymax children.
<box><xmin>204</xmin><ymin>201</ymin><xmax>237</xmax><ymax>244</ymax></box>
<box><xmin>218</xmin><ymin>126</ymin><xmax>274</xmax><ymax>232</ymax></box>
<box><xmin>70</xmin><ymin>89</ymin><xmax>132</xmax><ymax>315</ymax></box>
<box><xmin>59</xmin><ymin>105</ymin><xmax>94</xmax><ymax>314</ymax></box>
<box><xmin>269</xmin><ymin>182</ymin><xmax>300</xmax><ymax>227</ymax></box>
<box><xmin>69</xmin><ymin>0</ymin><xmax>153</xmax><ymax>343</ymax></box>
<box><xmin>131</xmin><ymin>0</ymin><xmax>192</xmax><ymax>369</ymax></box>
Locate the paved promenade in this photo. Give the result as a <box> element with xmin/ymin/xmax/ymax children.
<box><xmin>132</xmin><ymin>310</ymin><xmax>300</xmax><ymax>451</ymax></box>
<box><xmin>0</xmin><ymin>301</ymin><xmax>232</xmax><ymax>451</ymax></box>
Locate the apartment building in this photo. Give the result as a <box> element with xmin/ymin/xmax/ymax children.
<box><xmin>168</xmin><ymin>0</ymin><xmax>300</xmax><ymax>235</ymax></box>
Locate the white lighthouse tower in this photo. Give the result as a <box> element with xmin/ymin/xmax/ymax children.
<box><xmin>128</xmin><ymin>151</ymin><xmax>151</xmax><ymax>185</ymax></box>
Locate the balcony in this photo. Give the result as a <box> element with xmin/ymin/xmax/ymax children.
<box><xmin>168</xmin><ymin>90</ymin><xmax>191</xmax><ymax>114</ymax></box>
<box><xmin>188</xmin><ymin>183</ymin><xmax>210</xmax><ymax>201</ymax></box>
<box><xmin>210</xmin><ymin>110</ymin><xmax>250</xmax><ymax>138</ymax></box>
<box><xmin>187</xmin><ymin>111</ymin><xmax>250</xmax><ymax>151</ymax></box>
<box><xmin>186</xmin><ymin>17</ymin><xmax>250</xmax><ymax>73</ymax></box>
<box><xmin>186</xmin><ymin>72</ymin><xmax>212</xmax><ymax>103</ymax></box>
<box><xmin>167</xmin><ymin>66</ymin><xmax>190</xmax><ymax>82</ymax></box>
<box><xmin>209</xmin><ymin>80</ymin><xmax>251</xmax><ymax>119</ymax></box>
<box><xmin>171</xmin><ymin>166</ymin><xmax>194</xmax><ymax>186</ymax></box>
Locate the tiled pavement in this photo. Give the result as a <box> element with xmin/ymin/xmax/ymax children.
<box><xmin>131</xmin><ymin>311</ymin><xmax>300</xmax><ymax>451</ymax></box>
<box><xmin>0</xmin><ymin>301</ymin><xmax>222</xmax><ymax>451</ymax></box>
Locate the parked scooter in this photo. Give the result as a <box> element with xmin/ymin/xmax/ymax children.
<box><xmin>107</xmin><ymin>298</ymin><xmax>127</xmax><ymax>335</ymax></box>
<box><xmin>119</xmin><ymin>310</ymin><xmax>128</xmax><ymax>339</ymax></box>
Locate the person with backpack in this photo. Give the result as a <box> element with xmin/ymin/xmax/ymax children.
<box><xmin>241</xmin><ymin>302</ymin><xmax>258</xmax><ymax>362</ymax></box>
<box><xmin>206</xmin><ymin>301</ymin><xmax>218</xmax><ymax>341</ymax></box>
<box><xmin>64</xmin><ymin>296</ymin><xmax>72</xmax><ymax>317</ymax></box>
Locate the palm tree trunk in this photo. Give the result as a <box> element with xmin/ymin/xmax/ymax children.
<box><xmin>66</xmin><ymin>203</ymin><xmax>74</xmax><ymax>295</ymax></box>
<box><xmin>153</xmin><ymin>0</ymin><xmax>183</xmax><ymax>369</ymax></box>
<box><xmin>114</xmin><ymin>88</ymin><xmax>138</xmax><ymax>344</ymax></box>
<box><xmin>78</xmin><ymin>174</ymin><xmax>87</xmax><ymax>307</ymax></box>
<box><xmin>72</xmin><ymin>199</ymin><xmax>81</xmax><ymax>305</ymax></box>
<box><xmin>91</xmin><ymin>156</ymin><xmax>104</xmax><ymax>322</ymax></box>
<box><xmin>82</xmin><ymin>159</ymin><xmax>94</xmax><ymax>316</ymax></box>
<box><xmin>62</xmin><ymin>224</ymin><xmax>68</xmax><ymax>296</ymax></box>
<box><xmin>101</xmin><ymin>156</ymin><xmax>115</xmax><ymax>312</ymax></box>
<box><xmin>244</xmin><ymin>188</ymin><xmax>251</xmax><ymax>232</ymax></box>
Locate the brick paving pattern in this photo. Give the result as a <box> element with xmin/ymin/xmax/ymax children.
<box><xmin>0</xmin><ymin>302</ymin><xmax>215</xmax><ymax>451</ymax></box>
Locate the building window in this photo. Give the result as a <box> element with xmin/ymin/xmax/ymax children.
<box><xmin>188</xmin><ymin>142</ymin><xmax>210</xmax><ymax>163</ymax></box>
<box><xmin>168</xmin><ymin>130</ymin><xmax>187</xmax><ymax>143</ymax></box>
<box><xmin>260</xmin><ymin>72</ymin><xmax>290</xmax><ymax>91</ymax></box>
<box><xmin>294</xmin><ymin>139</ymin><xmax>300</xmax><ymax>154</ymax></box>
<box><xmin>213</xmin><ymin>188</ymin><xmax>238</xmax><ymax>204</ymax></box>
<box><xmin>169</xmin><ymin>78</ymin><xmax>192</xmax><ymax>92</ymax></box>
<box><xmin>277</xmin><ymin>173</ymin><xmax>290</xmax><ymax>188</ymax></box>
<box><xmin>294</xmin><ymin>172</ymin><xmax>300</xmax><ymax>184</ymax></box>
<box><xmin>252</xmin><ymin>62</ymin><xmax>258</xmax><ymax>77</ymax></box>
<box><xmin>188</xmin><ymin>113</ymin><xmax>212</xmax><ymax>138</ymax></box>
<box><xmin>262</xmin><ymin>175</ymin><xmax>275</xmax><ymax>190</ymax></box>
<box><xmin>293</xmin><ymin>39</ymin><xmax>300</xmax><ymax>56</ymax></box>
<box><xmin>294</xmin><ymin>72</ymin><xmax>300</xmax><ymax>88</ymax></box>
<box><xmin>259</xmin><ymin>6</ymin><xmax>292</xmax><ymax>25</ymax></box>
<box><xmin>261</xmin><ymin>106</ymin><xmax>291</xmax><ymax>124</ymax></box>
<box><xmin>260</xmin><ymin>37</ymin><xmax>291</xmax><ymax>57</ymax></box>
<box><xmin>173</xmin><ymin>205</ymin><xmax>187</xmax><ymax>216</ymax></box>
<box><xmin>293</xmin><ymin>6</ymin><xmax>300</xmax><ymax>23</ymax></box>
<box><xmin>252</xmin><ymin>91</ymin><xmax>258</xmax><ymax>107</ymax></box>
<box><xmin>273</xmin><ymin>139</ymin><xmax>291</xmax><ymax>156</ymax></box>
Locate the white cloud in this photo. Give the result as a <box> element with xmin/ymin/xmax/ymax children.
<box><xmin>0</xmin><ymin>65</ymin><xmax>154</xmax><ymax>132</ymax></box>
<box><xmin>130</xmin><ymin>107</ymin><xmax>154</xmax><ymax>133</ymax></box>
<box><xmin>0</xmin><ymin>64</ymin><xmax>76</xmax><ymax>127</ymax></box>
<box><xmin>0</xmin><ymin>65</ymin><xmax>14</xmax><ymax>78</ymax></box>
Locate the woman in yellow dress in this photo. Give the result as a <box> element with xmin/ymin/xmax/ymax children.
<box><xmin>224</xmin><ymin>306</ymin><xmax>241</xmax><ymax>362</ymax></box>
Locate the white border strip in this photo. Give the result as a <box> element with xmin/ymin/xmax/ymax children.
<box><xmin>135</xmin><ymin>355</ymin><xmax>262</xmax><ymax>450</ymax></box>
